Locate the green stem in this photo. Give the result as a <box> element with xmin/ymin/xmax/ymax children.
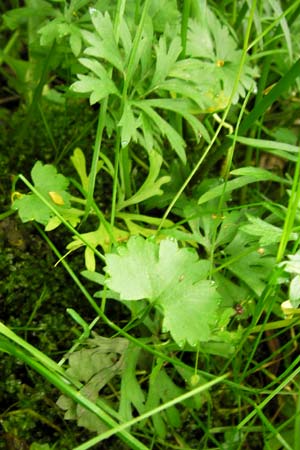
<box><xmin>277</xmin><ymin>146</ymin><xmax>300</xmax><ymax>262</ymax></box>
<box><xmin>85</xmin><ymin>0</ymin><xmax>126</xmax><ymax>218</ymax></box>
<box><xmin>157</xmin><ymin>0</ymin><xmax>257</xmax><ymax>232</ymax></box>
<box><xmin>111</xmin><ymin>132</ymin><xmax>121</xmax><ymax>227</ymax></box>
<box><xmin>18</xmin><ymin>174</ymin><xmax>106</xmax><ymax>262</ymax></box>
<box><xmin>180</xmin><ymin>0</ymin><xmax>191</xmax><ymax>59</ymax></box>
<box><xmin>73</xmin><ymin>373</ymin><xmax>229</xmax><ymax>450</ymax></box>
<box><xmin>118</xmin><ymin>0</ymin><xmax>151</xmax><ymax>200</ymax></box>
<box><xmin>237</xmin><ymin>355</ymin><xmax>300</xmax><ymax>429</ymax></box>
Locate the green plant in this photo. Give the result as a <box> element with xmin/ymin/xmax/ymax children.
<box><xmin>2</xmin><ymin>0</ymin><xmax>300</xmax><ymax>449</ymax></box>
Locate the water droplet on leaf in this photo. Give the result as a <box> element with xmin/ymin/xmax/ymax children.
<box><xmin>89</xmin><ymin>7</ymin><xmax>97</xmax><ymax>15</ymax></box>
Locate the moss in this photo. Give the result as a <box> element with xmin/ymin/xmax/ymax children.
<box><xmin>0</xmin><ymin>101</ymin><xmax>103</xmax><ymax>448</ymax></box>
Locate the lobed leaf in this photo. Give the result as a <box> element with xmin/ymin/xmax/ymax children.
<box><xmin>71</xmin><ymin>74</ymin><xmax>119</xmax><ymax>105</ymax></box>
<box><xmin>133</xmin><ymin>101</ymin><xmax>186</xmax><ymax>163</ymax></box>
<box><xmin>13</xmin><ymin>161</ymin><xmax>72</xmax><ymax>226</ymax></box>
<box><xmin>118</xmin><ymin>150</ymin><xmax>170</xmax><ymax>209</ymax></box>
<box><xmin>84</xmin><ymin>9</ymin><xmax>123</xmax><ymax>72</ymax></box>
<box><xmin>105</xmin><ymin>236</ymin><xmax>221</xmax><ymax>345</ymax></box>
<box><xmin>151</xmin><ymin>36</ymin><xmax>182</xmax><ymax>88</ymax></box>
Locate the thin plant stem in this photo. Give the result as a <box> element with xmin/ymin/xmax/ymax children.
<box><xmin>85</xmin><ymin>0</ymin><xmax>126</xmax><ymax>217</ymax></box>
<box><xmin>157</xmin><ymin>0</ymin><xmax>257</xmax><ymax>232</ymax></box>
<box><xmin>17</xmin><ymin>174</ymin><xmax>106</xmax><ymax>262</ymax></box>
<box><xmin>237</xmin><ymin>355</ymin><xmax>300</xmax><ymax>429</ymax></box>
<box><xmin>118</xmin><ymin>0</ymin><xmax>152</xmax><ymax>200</ymax></box>
<box><xmin>277</xmin><ymin>145</ymin><xmax>300</xmax><ymax>262</ymax></box>
<box><xmin>0</xmin><ymin>338</ymin><xmax>148</xmax><ymax>450</ymax></box>
<box><xmin>73</xmin><ymin>373</ymin><xmax>229</xmax><ymax>450</ymax></box>
<box><xmin>180</xmin><ymin>0</ymin><xmax>191</xmax><ymax>59</ymax></box>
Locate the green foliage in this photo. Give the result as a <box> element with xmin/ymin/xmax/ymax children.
<box><xmin>2</xmin><ymin>0</ymin><xmax>300</xmax><ymax>449</ymax></box>
<box><xmin>57</xmin><ymin>334</ymin><xmax>128</xmax><ymax>432</ymax></box>
<box><xmin>12</xmin><ymin>161</ymin><xmax>81</xmax><ymax>229</ymax></box>
<box><xmin>280</xmin><ymin>251</ymin><xmax>300</xmax><ymax>307</ymax></box>
<box><xmin>68</xmin><ymin>3</ymin><xmax>256</xmax><ymax>163</ymax></box>
<box><xmin>105</xmin><ymin>235</ymin><xmax>221</xmax><ymax>345</ymax></box>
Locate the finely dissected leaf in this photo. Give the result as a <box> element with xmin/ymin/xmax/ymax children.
<box><xmin>13</xmin><ymin>161</ymin><xmax>71</xmax><ymax>226</ymax></box>
<box><xmin>84</xmin><ymin>9</ymin><xmax>123</xmax><ymax>72</ymax></box>
<box><xmin>119</xmin><ymin>16</ymin><xmax>132</xmax><ymax>60</ymax></box>
<box><xmin>144</xmin><ymin>98</ymin><xmax>210</xmax><ymax>143</ymax></box>
<box><xmin>145</xmin><ymin>366</ymin><xmax>183</xmax><ymax>438</ymax></box>
<box><xmin>133</xmin><ymin>101</ymin><xmax>187</xmax><ymax>163</ymax></box>
<box><xmin>119</xmin><ymin>343</ymin><xmax>145</xmax><ymax>421</ymax></box>
<box><xmin>151</xmin><ymin>35</ymin><xmax>182</xmax><ymax>87</ymax></box>
<box><xmin>118</xmin><ymin>102</ymin><xmax>138</xmax><ymax>147</ymax></box>
<box><xmin>57</xmin><ymin>334</ymin><xmax>128</xmax><ymax>432</ymax></box>
<box><xmin>118</xmin><ymin>150</ymin><xmax>170</xmax><ymax>209</ymax></box>
<box><xmin>105</xmin><ymin>236</ymin><xmax>221</xmax><ymax>345</ymax></box>
<box><xmin>186</xmin><ymin>11</ymin><xmax>257</xmax><ymax>105</ymax></box>
<box><xmin>224</xmin><ymin>231</ymin><xmax>275</xmax><ymax>296</ymax></box>
<box><xmin>182</xmin><ymin>198</ymin><xmax>242</xmax><ymax>254</ymax></box>
<box><xmin>71</xmin><ymin>74</ymin><xmax>119</xmax><ymax>105</ymax></box>
<box><xmin>157</xmin><ymin>76</ymin><xmax>209</xmax><ymax>111</ymax></box>
<box><xmin>241</xmin><ymin>215</ymin><xmax>296</xmax><ymax>247</ymax></box>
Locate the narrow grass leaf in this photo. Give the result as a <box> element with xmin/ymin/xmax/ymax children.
<box><xmin>198</xmin><ymin>167</ymin><xmax>288</xmax><ymax>205</ymax></box>
<box><xmin>239</xmin><ymin>58</ymin><xmax>300</xmax><ymax>134</ymax></box>
<box><xmin>228</xmin><ymin>135</ymin><xmax>300</xmax><ymax>154</ymax></box>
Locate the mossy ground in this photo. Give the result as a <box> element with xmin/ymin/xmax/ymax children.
<box><xmin>0</xmin><ymin>101</ymin><xmax>119</xmax><ymax>449</ymax></box>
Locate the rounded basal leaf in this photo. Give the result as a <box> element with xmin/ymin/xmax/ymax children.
<box><xmin>105</xmin><ymin>236</ymin><xmax>221</xmax><ymax>344</ymax></box>
<box><xmin>31</xmin><ymin>161</ymin><xmax>69</xmax><ymax>192</ymax></box>
<box><xmin>161</xmin><ymin>280</ymin><xmax>220</xmax><ymax>346</ymax></box>
<box><xmin>13</xmin><ymin>161</ymin><xmax>72</xmax><ymax>226</ymax></box>
<box><xmin>13</xmin><ymin>194</ymin><xmax>52</xmax><ymax>225</ymax></box>
<box><xmin>105</xmin><ymin>237</ymin><xmax>157</xmax><ymax>300</ymax></box>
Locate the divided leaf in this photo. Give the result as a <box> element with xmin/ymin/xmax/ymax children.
<box><xmin>241</xmin><ymin>215</ymin><xmax>296</xmax><ymax>247</ymax></box>
<box><xmin>151</xmin><ymin>36</ymin><xmax>182</xmax><ymax>87</ymax></box>
<box><xmin>105</xmin><ymin>236</ymin><xmax>221</xmax><ymax>345</ymax></box>
<box><xmin>186</xmin><ymin>11</ymin><xmax>257</xmax><ymax>105</ymax></box>
<box><xmin>84</xmin><ymin>9</ymin><xmax>123</xmax><ymax>72</ymax></box>
<box><xmin>133</xmin><ymin>101</ymin><xmax>187</xmax><ymax>163</ymax></box>
<box><xmin>119</xmin><ymin>344</ymin><xmax>145</xmax><ymax>421</ymax></box>
<box><xmin>224</xmin><ymin>231</ymin><xmax>275</xmax><ymax>296</ymax></box>
<box><xmin>57</xmin><ymin>334</ymin><xmax>128</xmax><ymax>432</ymax></box>
<box><xmin>118</xmin><ymin>149</ymin><xmax>170</xmax><ymax>209</ymax></box>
